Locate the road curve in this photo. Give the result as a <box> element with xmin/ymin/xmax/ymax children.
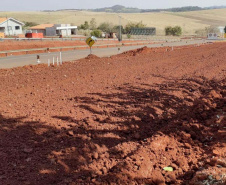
<box><xmin>0</xmin><ymin>40</ymin><xmax>207</xmax><ymax>69</ymax></box>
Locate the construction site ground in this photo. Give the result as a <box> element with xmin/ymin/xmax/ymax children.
<box><xmin>0</xmin><ymin>42</ymin><xmax>225</xmax><ymax>185</ymax></box>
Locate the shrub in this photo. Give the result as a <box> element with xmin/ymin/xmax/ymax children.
<box><xmin>195</xmin><ymin>26</ymin><xmax>220</xmax><ymax>37</ymax></box>
<box><xmin>91</xmin><ymin>29</ymin><xmax>102</xmax><ymax>38</ymax></box>
<box><xmin>23</xmin><ymin>22</ymin><xmax>38</xmax><ymax>27</ymax></box>
<box><xmin>80</xmin><ymin>21</ymin><xmax>89</xmax><ymax>30</ymax></box>
<box><xmin>23</xmin><ymin>22</ymin><xmax>38</xmax><ymax>30</ymax></box>
<box><xmin>127</xmin><ymin>34</ymin><xmax>131</xmax><ymax>39</ymax></box>
<box><xmin>90</xmin><ymin>18</ymin><xmax>97</xmax><ymax>30</ymax></box>
<box><xmin>165</xmin><ymin>26</ymin><xmax>173</xmax><ymax>36</ymax></box>
<box><xmin>124</xmin><ymin>21</ymin><xmax>146</xmax><ymax>34</ymax></box>
<box><xmin>98</xmin><ymin>22</ymin><xmax>114</xmax><ymax>33</ymax></box>
<box><xmin>113</xmin><ymin>25</ymin><xmax>124</xmax><ymax>34</ymax></box>
<box><xmin>172</xmin><ymin>26</ymin><xmax>182</xmax><ymax>36</ymax></box>
<box><xmin>165</xmin><ymin>26</ymin><xmax>182</xmax><ymax>36</ymax></box>
<box><xmin>83</xmin><ymin>32</ymin><xmax>88</xmax><ymax>36</ymax></box>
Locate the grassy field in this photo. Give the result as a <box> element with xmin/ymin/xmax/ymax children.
<box><xmin>0</xmin><ymin>9</ymin><xmax>225</xmax><ymax>35</ymax></box>
<box><xmin>174</xmin><ymin>9</ymin><xmax>226</xmax><ymax>26</ymax></box>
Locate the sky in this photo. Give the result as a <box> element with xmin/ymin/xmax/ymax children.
<box><xmin>1</xmin><ymin>0</ymin><xmax>226</xmax><ymax>11</ymax></box>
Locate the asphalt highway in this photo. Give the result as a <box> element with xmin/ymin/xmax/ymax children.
<box><xmin>0</xmin><ymin>39</ymin><xmax>208</xmax><ymax>69</ymax></box>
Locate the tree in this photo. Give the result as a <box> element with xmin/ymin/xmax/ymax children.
<box><xmin>80</xmin><ymin>21</ymin><xmax>89</xmax><ymax>30</ymax></box>
<box><xmin>195</xmin><ymin>26</ymin><xmax>220</xmax><ymax>37</ymax></box>
<box><xmin>224</xmin><ymin>26</ymin><xmax>226</xmax><ymax>34</ymax></box>
<box><xmin>172</xmin><ymin>26</ymin><xmax>182</xmax><ymax>36</ymax></box>
<box><xmin>90</xmin><ymin>18</ymin><xmax>97</xmax><ymax>30</ymax></box>
<box><xmin>205</xmin><ymin>26</ymin><xmax>220</xmax><ymax>34</ymax></box>
<box><xmin>23</xmin><ymin>22</ymin><xmax>38</xmax><ymax>30</ymax></box>
<box><xmin>124</xmin><ymin>21</ymin><xmax>146</xmax><ymax>34</ymax></box>
<box><xmin>165</xmin><ymin>26</ymin><xmax>173</xmax><ymax>36</ymax></box>
<box><xmin>165</xmin><ymin>26</ymin><xmax>182</xmax><ymax>36</ymax></box>
<box><xmin>113</xmin><ymin>25</ymin><xmax>125</xmax><ymax>34</ymax></box>
<box><xmin>98</xmin><ymin>22</ymin><xmax>114</xmax><ymax>33</ymax></box>
<box><xmin>90</xmin><ymin>29</ymin><xmax>102</xmax><ymax>38</ymax></box>
<box><xmin>24</xmin><ymin>22</ymin><xmax>38</xmax><ymax>27</ymax></box>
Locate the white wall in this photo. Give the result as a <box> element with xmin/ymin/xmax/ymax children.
<box><xmin>0</xmin><ymin>19</ymin><xmax>23</xmax><ymax>35</ymax></box>
<box><xmin>54</xmin><ymin>24</ymin><xmax>72</xmax><ymax>37</ymax></box>
<box><xmin>61</xmin><ymin>29</ymin><xmax>71</xmax><ymax>37</ymax></box>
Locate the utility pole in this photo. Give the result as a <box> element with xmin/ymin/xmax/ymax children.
<box><xmin>118</xmin><ymin>15</ymin><xmax>122</xmax><ymax>42</ymax></box>
<box><xmin>6</xmin><ymin>15</ymin><xmax>10</xmax><ymax>36</ymax></box>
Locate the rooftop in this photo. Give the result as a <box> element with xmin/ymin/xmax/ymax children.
<box><xmin>0</xmin><ymin>18</ymin><xmax>8</xmax><ymax>24</ymax></box>
<box><xmin>30</xmin><ymin>24</ymin><xmax>54</xmax><ymax>30</ymax></box>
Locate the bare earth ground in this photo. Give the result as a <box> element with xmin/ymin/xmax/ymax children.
<box><xmin>0</xmin><ymin>40</ymin><xmax>153</xmax><ymax>57</ymax></box>
<box><xmin>0</xmin><ymin>40</ymin><xmax>142</xmax><ymax>51</ymax></box>
<box><xmin>0</xmin><ymin>43</ymin><xmax>225</xmax><ymax>185</ymax></box>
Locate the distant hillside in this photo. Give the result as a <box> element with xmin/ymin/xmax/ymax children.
<box><xmin>141</xmin><ymin>6</ymin><xmax>203</xmax><ymax>13</ymax></box>
<box><xmin>56</xmin><ymin>5</ymin><xmax>226</xmax><ymax>13</ymax></box>
<box><xmin>92</xmin><ymin>5</ymin><xmax>226</xmax><ymax>13</ymax></box>
<box><xmin>2</xmin><ymin>8</ymin><xmax>226</xmax><ymax>36</ymax></box>
<box><xmin>93</xmin><ymin>5</ymin><xmax>141</xmax><ymax>13</ymax></box>
<box><xmin>205</xmin><ymin>5</ymin><xmax>226</xmax><ymax>9</ymax></box>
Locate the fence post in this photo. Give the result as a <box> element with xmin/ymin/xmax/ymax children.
<box><xmin>60</xmin><ymin>52</ymin><xmax>62</xmax><ymax>65</ymax></box>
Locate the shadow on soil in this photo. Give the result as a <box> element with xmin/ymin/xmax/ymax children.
<box><xmin>0</xmin><ymin>76</ymin><xmax>225</xmax><ymax>184</ymax></box>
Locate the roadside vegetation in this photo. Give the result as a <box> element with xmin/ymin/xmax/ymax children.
<box><xmin>2</xmin><ymin>9</ymin><xmax>225</xmax><ymax>36</ymax></box>
<box><xmin>22</xmin><ymin>21</ymin><xmax>38</xmax><ymax>30</ymax></box>
<box><xmin>165</xmin><ymin>26</ymin><xmax>182</xmax><ymax>36</ymax></box>
<box><xmin>78</xmin><ymin>18</ymin><xmax>147</xmax><ymax>38</ymax></box>
<box><xmin>195</xmin><ymin>26</ymin><xmax>221</xmax><ymax>37</ymax></box>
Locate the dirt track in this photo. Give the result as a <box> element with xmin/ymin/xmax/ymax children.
<box><xmin>0</xmin><ymin>43</ymin><xmax>225</xmax><ymax>184</ymax></box>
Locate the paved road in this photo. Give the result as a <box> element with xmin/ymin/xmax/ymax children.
<box><xmin>0</xmin><ymin>40</ymin><xmax>208</xmax><ymax>69</ymax></box>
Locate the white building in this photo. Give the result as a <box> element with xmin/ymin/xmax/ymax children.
<box><xmin>30</xmin><ymin>24</ymin><xmax>77</xmax><ymax>37</ymax></box>
<box><xmin>0</xmin><ymin>17</ymin><xmax>24</xmax><ymax>36</ymax></box>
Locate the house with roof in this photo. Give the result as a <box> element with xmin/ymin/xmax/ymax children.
<box><xmin>30</xmin><ymin>24</ymin><xmax>77</xmax><ymax>37</ymax></box>
<box><xmin>0</xmin><ymin>17</ymin><xmax>24</xmax><ymax>36</ymax></box>
<box><xmin>29</xmin><ymin>24</ymin><xmax>54</xmax><ymax>36</ymax></box>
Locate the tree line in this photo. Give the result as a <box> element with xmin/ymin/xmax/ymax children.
<box><xmin>79</xmin><ymin>18</ymin><xmax>183</xmax><ymax>37</ymax></box>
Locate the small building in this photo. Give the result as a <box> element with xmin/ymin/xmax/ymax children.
<box><xmin>105</xmin><ymin>32</ymin><xmax>117</xmax><ymax>38</ymax></box>
<box><xmin>30</xmin><ymin>24</ymin><xmax>77</xmax><ymax>37</ymax></box>
<box><xmin>0</xmin><ymin>17</ymin><xmax>24</xmax><ymax>36</ymax></box>
<box><xmin>29</xmin><ymin>24</ymin><xmax>54</xmax><ymax>36</ymax></box>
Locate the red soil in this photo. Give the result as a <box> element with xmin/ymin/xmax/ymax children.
<box><xmin>0</xmin><ymin>40</ymin><xmax>149</xmax><ymax>51</ymax></box>
<box><xmin>85</xmin><ymin>54</ymin><xmax>100</xmax><ymax>60</ymax></box>
<box><xmin>0</xmin><ymin>40</ymin><xmax>153</xmax><ymax>57</ymax></box>
<box><xmin>0</xmin><ymin>43</ymin><xmax>225</xmax><ymax>185</ymax></box>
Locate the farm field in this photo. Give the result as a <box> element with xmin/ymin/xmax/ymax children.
<box><xmin>174</xmin><ymin>8</ymin><xmax>226</xmax><ymax>26</ymax></box>
<box><xmin>0</xmin><ymin>42</ymin><xmax>225</xmax><ymax>184</ymax></box>
<box><xmin>1</xmin><ymin>8</ymin><xmax>226</xmax><ymax>35</ymax></box>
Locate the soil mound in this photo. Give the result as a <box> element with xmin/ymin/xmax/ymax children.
<box><xmin>85</xmin><ymin>54</ymin><xmax>100</xmax><ymax>60</ymax></box>
<box><xmin>135</xmin><ymin>46</ymin><xmax>150</xmax><ymax>54</ymax></box>
<box><xmin>121</xmin><ymin>46</ymin><xmax>153</xmax><ymax>57</ymax></box>
<box><xmin>0</xmin><ymin>42</ymin><xmax>225</xmax><ymax>184</ymax></box>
